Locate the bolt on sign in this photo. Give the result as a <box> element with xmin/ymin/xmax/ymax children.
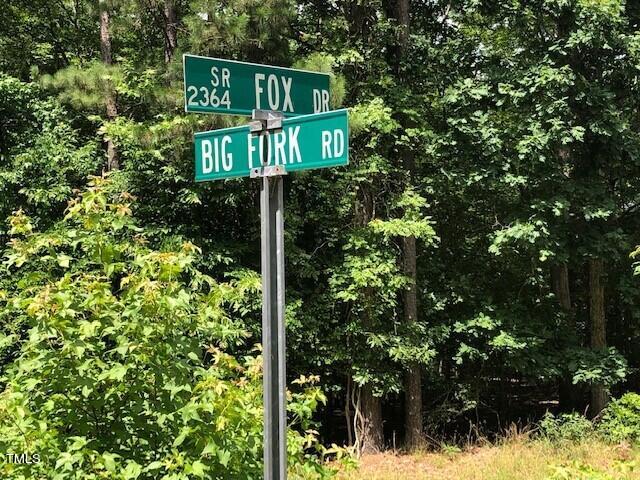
<box><xmin>194</xmin><ymin>109</ymin><xmax>349</xmax><ymax>182</ymax></box>
<box><xmin>183</xmin><ymin>54</ymin><xmax>331</xmax><ymax>117</ymax></box>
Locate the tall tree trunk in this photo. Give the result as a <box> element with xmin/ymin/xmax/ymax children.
<box><xmin>589</xmin><ymin>258</ymin><xmax>608</xmax><ymax>416</ymax></box>
<box><xmin>390</xmin><ymin>0</ymin><xmax>423</xmax><ymax>450</ymax></box>
<box><xmin>99</xmin><ymin>0</ymin><xmax>119</xmax><ymax>171</ymax></box>
<box><xmin>163</xmin><ymin>0</ymin><xmax>178</xmax><ymax>63</ymax></box>
<box><xmin>403</xmin><ymin>234</ymin><xmax>422</xmax><ymax>449</ymax></box>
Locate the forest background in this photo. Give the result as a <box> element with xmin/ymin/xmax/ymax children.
<box><xmin>1</xmin><ymin>0</ymin><xmax>640</xmax><ymax>478</ymax></box>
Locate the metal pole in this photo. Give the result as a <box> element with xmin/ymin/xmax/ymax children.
<box><xmin>258</xmin><ymin>119</ymin><xmax>287</xmax><ymax>480</ymax></box>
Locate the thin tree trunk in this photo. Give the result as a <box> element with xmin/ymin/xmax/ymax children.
<box><xmin>345</xmin><ymin>375</ymin><xmax>353</xmax><ymax>446</ymax></box>
<box><xmin>396</xmin><ymin>0</ymin><xmax>410</xmax><ymax>56</ymax></box>
<box><xmin>354</xmin><ymin>308</ymin><xmax>384</xmax><ymax>454</ymax></box>
<box><xmin>403</xmin><ymin>235</ymin><xmax>422</xmax><ymax>449</ymax></box>
<box><xmin>589</xmin><ymin>258</ymin><xmax>608</xmax><ymax>416</ymax></box>
<box><xmin>552</xmin><ymin>263</ymin><xmax>572</xmax><ymax>313</ymax></box>
<box><xmin>352</xmin><ymin>191</ymin><xmax>384</xmax><ymax>454</ymax></box>
<box><xmin>553</xmin><ymin>263</ymin><xmax>581</xmax><ymax>411</ymax></box>
<box><xmin>163</xmin><ymin>0</ymin><xmax>178</xmax><ymax>63</ymax></box>
<box><xmin>99</xmin><ymin>0</ymin><xmax>119</xmax><ymax>171</ymax></box>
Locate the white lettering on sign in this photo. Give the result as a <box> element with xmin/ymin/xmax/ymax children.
<box><xmin>288</xmin><ymin>126</ymin><xmax>301</xmax><ymax>163</ymax></box>
<box><xmin>321</xmin><ymin>129</ymin><xmax>344</xmax><ymax>159</ymax></box>
<box><xmin>201</xmin><ymin>139</ymin><xmax>213</xmax><ymax>173</ymax></box>
<box><xmin>187</xmin><ymin>85</ymin><xmax>231</xmax><ymax>109</ymax></box>
<box><xmin>258</xmin><ymin>133</ymin><xmax>270</xmax><ymax>166</ymax></box>
<box><xmin>220</xmin><ymin>135</ymin><xmax>233</xmax><ymax>171</ymax></box>
<box><xmin>248</xmin><ymin>134</ymin><xmax>272</xmax><ymax>168</ymax></box>
<box><xmin>248</xmin><ymin>134</ymin><xmax>257</xmax><ymax>169</ymax></box>
<box><xmin>267</xmin><ymin>75</ymin><xmax>280</xmax><ymax>110</ymax></box>
<box><xmin>201</xmin><ymin>136</ymin><xmax>233</xmax><ymax>174</ymax></box>
<box><xmin>211</xmin><ymin>67</ymin><xmax>231</xmax><ymax>87</ymax></box>
<box><xmin>313</xmin><ymin>89</ymin><xmax>330</xmax><ymax>113</ymax></box>
<box><xmin>248</xmin><ymin>127</ymin><xmax>302</xmax><ymax>167</ymax></box>
<box><xmin>273</xmin><ymin>132</ymin><xmax>287</xmax><ymax>165</ymax></box>
<box><xmin>254</xmin><ymin>73</ymin><xmax>265</xmax><ymax>109</ymax></box>
<box><xmin>282</xmin><ymin>77</ymin><xmax>293</xmax><ymax>111</ymax></box>
<box><xmin>254</xmin><ymin>74</ymin><xmax>295</xmax><ymax>112</ymax></box>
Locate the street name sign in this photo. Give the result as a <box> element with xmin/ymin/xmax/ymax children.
<box><xmin>183</xmin><ymin>54</ymin><xmax>331</xmax><ymax>117</ymax></box>
<box><xmin>194</xmin><ymin>108</ymin><xmax>348</xmax><ymax>182</ymax></box>
<box><xmin>184</xmin><ymin>53</ymin><xmax>347</xmax><ymax>480</ymax></box>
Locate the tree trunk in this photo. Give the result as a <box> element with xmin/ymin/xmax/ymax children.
<box><xmin>345</xmin><ymin>375</ymin><xmax>354</xmax><ymax>446</ymax></box>
<box><xmin>99</xmin><ymin>0</ymin><xmax>119</xmax><ymax>171</ymax></box>
<box><xmin>388</xmin><ymin>0</ymin><xmax>423</xmax><ymax>451</ymax></box>
<box><xmin>552</xmin><ymin>263</ymin><xmax>572</xmax><ymax>313</ymax></box>
<box><xmin>553</xmin><ymin>263</ymin><xmax>582</xmax><ymax>411</ymax></box>
<box><xmin>403</xmin><ymin>235</ymin><xmax>422</xmax><ymax>449</ymax></box>
<box><xmin>396</xmin><ymin>0</ymin><xmax>410</xmax><ymax>57</ymax></box>
<box><xmin>352</xmin><ymin>189</ymin><xmax>385</xmax><ymax>454</ymax></box>
<box><xmin>163</xmin><ymin>0</ymin><xmax>178</xmax><ymax>63</ymax></box>
<box><xmin>589</xmin><ymin>257</ymin><xmax>608</xmax><ymax>416</ymax></box>
<box><xmin>358</xmin><ymin>384</ymin><xmax>384</xmax><ymax>454</ymax></box>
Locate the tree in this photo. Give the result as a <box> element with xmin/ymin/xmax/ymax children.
<box><xmin>590</xmin><ymin>257</ymin><xmax>607</xmax><ymax>415</ymax></box>
<box><xmin>99</xmin><ymin>0</ymin><xmax>119</xmax><ymax>171</ymax></box>
<box><xmin>0</xmin><ymin>74</ymin><xmax>99</xmax><ymax>231</ymax></box>
<box><xmin>0</xmin><ymin>0</ymin><xmax>97</xmax><ymax>79</ymax></box>
<box><xmin>162</xmin><ymin>0</ymin><xmax>178</xmax><ymax>63</ymax></box>
<box><xmin>386</xmin><ymin>0</ymin><xmax>424</xmax><ymax>450</ymax></box>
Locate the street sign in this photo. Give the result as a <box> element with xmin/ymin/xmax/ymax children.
<box><xmin>184</xmin><ymin>52</ymin><xmax>349</xmax><ymax>480</ymax></box>
<box><xmin>194</xmin><ymin>108</ymin><xmax>348</xmax><ymax>182</ymax></box>
<box><xmin>183</xmin><ymin>54</ymin><xmax>331</xmax><ymax>117</ymax></box>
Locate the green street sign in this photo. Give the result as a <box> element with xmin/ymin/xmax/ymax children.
<box><xmin>194</xmin><ymin>109</ymin><xmax>348</xmax><ymax>182</ymax></box>
<box><xmin>183</xmin><ymin>54</ymin><xmax>331</xmax><ymax>117</ymax></box>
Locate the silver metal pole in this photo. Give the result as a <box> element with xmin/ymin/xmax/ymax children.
<box><xmin>258</xmin><ymin>120</ymin><xmax>287</xmax><ymax>480</ymax></box>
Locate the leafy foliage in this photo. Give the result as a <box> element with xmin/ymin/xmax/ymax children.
<box><xmin>3</xmin><ymin>0</ymin><xmax>640</xmax><ymax>466</ymax></box>
<box><xmin>0</xmin><ymin>177</ymin><xmax>331</xmax><ymax>479</ymax></box>
<box><xmin>598</xmin><ymin>393</ymin><xmax>640</xmax><ymax>445</ymax></box>
<box><xmin>539</xmin><ymin>412</ymin><xmax>594</xmax><ymax>443</ymax></box>
<box><xmin>0</xmin><ymin>74</ymin><xmax>99</xmax><ymax>233</ymax></box>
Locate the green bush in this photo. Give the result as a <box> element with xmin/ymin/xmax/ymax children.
<box><xmin>539</xmin><ymin>412</ymin><xmax>594</xmax><ymax>443</ymax></box>
<box><xmin>550</xmin><ymin>460</ymin><xmax>636</xmax><ymax>480</ymax></box>
<box><xmin>0</xmin><ymin>176</ymin><xmax>333</xmax><ymax>479</ymax></box>
<box><xmin>598</xmin><ymin>393</ymin><xmax>640</xmax><ymax>445</ymax></box>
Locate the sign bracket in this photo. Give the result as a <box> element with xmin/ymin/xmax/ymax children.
<box><xmin>250</xmin><ymin>109</ymin><xmax>284</xmax><ymax>133</ymax></box>
<box><xmin>250</xmin><ymin>165</ymin><xmax>287</xmax><ymax>178</ymax></box>
<box><xmin>250</xmin><ymin>109</ymin><xmax>287</xmax><ymax>180</ymax></box>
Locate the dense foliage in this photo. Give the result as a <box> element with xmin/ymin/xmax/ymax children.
<box><xmin>0</xmin><ymin>0</ymin><xmax>640</xmax><ymax>476</ymax></box>
<box><xmin>0</xmin><ymin>177</ymin><xmax>330</xmax><ymax>478</ymax></box>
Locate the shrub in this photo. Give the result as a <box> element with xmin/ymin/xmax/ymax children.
<box><xmin>539</xmin><ymin>412</ymin><xmax>594</xmax><ymax>442</ymax></box>
<box><xmin>550</xmin><ymin>460</ymin><xmax>636</xmax><ymax>480</ymax></box>
<box><xmin>598</xmin><ymin>393</ymin><xmax>640</xmax><ymax>445</ymax></box>
<box><xmin>0</xmin><ymin>176</ymin><xmax>332</xmax><ymax>479</ymax></box>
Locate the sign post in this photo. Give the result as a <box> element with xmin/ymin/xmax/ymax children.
<box><xmin>252</xmin><ymin>110</ymin><xmax>287</xmax><ymax>480</ymax></box>
<box><xmin>184</xmin><ymin>55</ymin><xmax>348</xmax><ymax>480</ymax></box>
<box><xmin>260</xmin><ymin>171</ymin><xmax>286</xmax><ymax>479</ymax></box>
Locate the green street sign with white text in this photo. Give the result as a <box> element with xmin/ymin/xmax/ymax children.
<box><xmin>194</xmin><ymin>109</ymin><xmax>348</xmax><ymax>181</ymax></box>
<box><xmin>183</xmin><ymin>54</ymin><xmax>331</xmax><ymax>117</ymax></box>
